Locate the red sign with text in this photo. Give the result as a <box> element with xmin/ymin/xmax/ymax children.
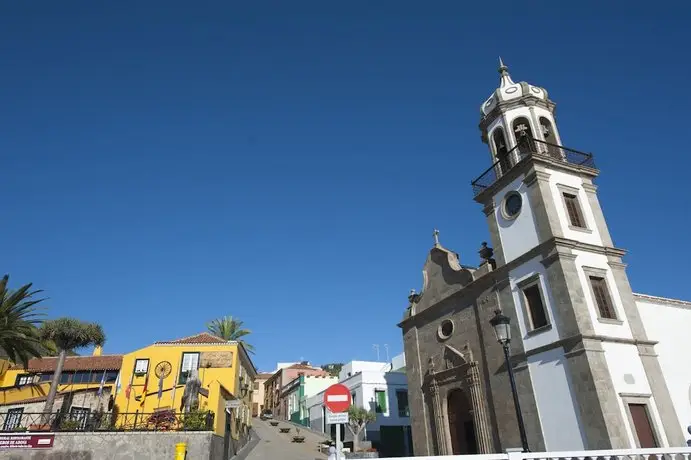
<box><xmin>323</xmin><ymin>384</ymin><xmax>352</xmax><ymax>413</ymax></box>
<box><xmin>0</xmin><ymin>434</ymin><xmax>55</xmax><ymax>449</ymax></box>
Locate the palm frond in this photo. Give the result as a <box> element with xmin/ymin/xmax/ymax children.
<box><xmin>0</xmin><ymin>274</ymin><xmax>47</xmax><ymax>367</ymax></box>
<box><xmin>206</xmin><ymin>315</ymin><xmax>255</xmax><ymax>354</ymax></box>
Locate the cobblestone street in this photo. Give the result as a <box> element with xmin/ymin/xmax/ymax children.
<box><xmin>244</xmin><ymin>419</ymin><xmax>329</xmax><ymax>460</ymax></box>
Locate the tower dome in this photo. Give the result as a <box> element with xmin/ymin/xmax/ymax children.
<box><xmin>480</xmin><ymin>58</ymin><xmax>550</xmax><ymax>117</ymax></box>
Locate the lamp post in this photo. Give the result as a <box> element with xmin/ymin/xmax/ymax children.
<box><xmin>489</xmin><ymin>309</ymin><xmax>530</xmax><ymax>453</ymax></box>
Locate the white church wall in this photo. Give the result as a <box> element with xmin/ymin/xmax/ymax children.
<box><xmin>527</xmin><ymin>346</ymin><xmax>586</xmax><ymax>450</ymax></box>
<box><xmin>602</xmin><ymin>341</ymin><xmax>669</xmax><ymax>447</ymax></box>
<box><xmin>509</xmin><ymin>256</ymin><xmax>560</xmax><ymax>352</ymax></box>
<box><xmin>573</xmin><ymin>250</ymin><xmax>633</xmax><ymax>341</ymax></box>
<box><xmin>546</xmin><ymin>169</ymin><xmax>604</xmax><ymax>246</ymax></box>
<box><xmin>495</xmin><ymin>174</ymin><xmax>540</xmax><ymax>264</ymax></box>
<box><xmin>637</xmin><ymin>296</ymin><xmax>691</xmax><ymax>438</ymax></box>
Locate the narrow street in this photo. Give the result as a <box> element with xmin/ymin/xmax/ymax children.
<box><xmin>244</xmin><ymin>419</ymin><xmax>329</xmax><ymax>460</ymax></box>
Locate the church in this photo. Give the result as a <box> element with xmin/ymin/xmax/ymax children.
<box><xmin>399</xmin><ymin>60</ymin><xmax>691</xmax><ymax>455</ymax></box>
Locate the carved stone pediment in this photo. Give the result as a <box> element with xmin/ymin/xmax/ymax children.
<box><xmin>443</xmin><ymin>344</ymin><xmax>473</xmax><ymax>371</ymax></box>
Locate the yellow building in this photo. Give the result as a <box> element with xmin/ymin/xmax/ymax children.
<box><xmin>115</xmin><ymin>332</ymin><xmax>256</xmax><ymax>438</ymax></box>
<box><xmin>0</xmin><ymin>352</ymin><xmax>121</xmax><ymax>406</ymax></box>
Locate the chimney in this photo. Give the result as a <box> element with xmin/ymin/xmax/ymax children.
<box><xmin>92</xmin><ymin>346</ymin><xmax>103</xmax><ymax>357</ymax></box>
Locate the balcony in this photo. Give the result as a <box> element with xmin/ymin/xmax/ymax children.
<box><xmin>471</xmin><ymin>137</ymin><xmax>596</xmax><ymax>197</ymax></box>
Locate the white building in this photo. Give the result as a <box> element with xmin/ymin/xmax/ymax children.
<box><xmin>305</xmin><ymin>354</ymin><xmax>413</xmax><ymax>457</ymax></box>
<box><xmin>400</xmin><ymin>60</ymin><xmax>691</xmax><ymax>456</ymax></box>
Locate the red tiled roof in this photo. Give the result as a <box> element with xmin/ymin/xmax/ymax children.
<box><xmin>154</xmin><ymin>332</ymin><xmax>228</xmax><ymax>345</ymax></box>
<box><xmin>256</xmin><ymin>373</ymin><xmax>273</xmax><ymax>379</ymax></box>
<box><xmin>11</xmin><ymin>355</ymin><xmax>123</xmax><ymax>372</ymax></box>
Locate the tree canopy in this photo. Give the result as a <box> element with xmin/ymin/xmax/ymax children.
<box><xmin>40</xmin><ymin>318</ymin><xmax>105</xmax><ymax>352</ymax></box>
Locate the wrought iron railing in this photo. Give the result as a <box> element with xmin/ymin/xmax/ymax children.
<box><xmin>471</xmin><ymin>137</ymin><xmax>596</xmax><ymax>196</ymax></box>
<box><xmin>0</xmin><ymin>410</ymin><xmax>215</xmax><ymax>433</ymax></box>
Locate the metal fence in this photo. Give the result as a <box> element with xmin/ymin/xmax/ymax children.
<box><xmin>0</xmin><ymin>410</ymin><xmax>215</xmax><ymax>433</ymax></box>
<box><xmin>471</xmin><ymin>137</ymin><xmax>596</xmax><ymax>196</ymax></box>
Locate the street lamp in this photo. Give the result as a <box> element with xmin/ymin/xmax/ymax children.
<box><xmin>489</xmin><ymin>309</ymin><xmax>530</xmax><ymax>452</ymax></box>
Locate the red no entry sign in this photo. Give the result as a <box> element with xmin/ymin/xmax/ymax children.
<box><xmin>324</xmin><ymin>383</ymin><xmax>352</xmax><ymax>413</ymax></box>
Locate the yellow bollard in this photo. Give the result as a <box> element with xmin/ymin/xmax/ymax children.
<box><xmin>175</xmin><ymin>442</ymin><xmax>186</xmax><ymax>460</ymax></box>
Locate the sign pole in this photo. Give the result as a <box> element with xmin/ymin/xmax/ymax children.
<box><xmin>336</xmin><ymin>422</ymin><xmax>342</xmax><ymax>460</ymax></box>
<box><xmin>323</xmin><ymin>383</ymin><xmax>352</xmax><ymax>460</ymax></box>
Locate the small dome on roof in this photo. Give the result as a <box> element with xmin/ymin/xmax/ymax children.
<box><xmin>480</xmin><ymin>58</ymin><xmax>549</xmax><ymax>117</ymax></box>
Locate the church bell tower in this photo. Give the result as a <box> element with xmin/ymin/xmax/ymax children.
<box><xmin>469</xmin><ymin>60</ymin><xmax>685</xmax><ymax>449</ymax></box>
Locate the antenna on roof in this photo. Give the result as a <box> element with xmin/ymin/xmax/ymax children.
<box><xmin>384</xmin><ymin>344</ymin><xmax>390</xmax><ymax>362</ymax></box>
<box><xmin>373</xmin><ymin>344</ymin><xmax>380</xmax><ymax>361</ymax></box>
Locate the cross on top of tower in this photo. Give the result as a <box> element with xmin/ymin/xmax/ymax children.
<box><xmin>433</xmin><ymin>229</ymin><xmax>440</xmax><ymax>247</ymax></box>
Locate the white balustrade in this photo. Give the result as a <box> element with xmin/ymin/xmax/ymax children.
<box><xmin>377</xmin><ymin>447</ymin><xmax>691</xmax><ymax>460</ymax></box>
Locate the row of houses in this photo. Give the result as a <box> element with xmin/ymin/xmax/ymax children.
<box><xmin>0</xmin><ymin>332</ymin><xmax>256</xmax><ymax>455</ymax></box>
<box><xmin>252</xmin><ymin>354</ymin><xmax>413</xmax><ymax>457</ymax></box>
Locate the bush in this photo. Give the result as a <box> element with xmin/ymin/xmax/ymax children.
<box><xmin>183</xmin><ymin>410</ymin><xmax>212</xmax><ymax>431</ymax></box>
<box><xmin>59</xmin><ymin>419</ymin><xmax>82</xmax><ymax>431</ymax></box>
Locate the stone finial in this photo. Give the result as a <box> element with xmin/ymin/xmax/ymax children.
<box><xmin>479</xmin><ymin>242</ymin><xmax>494</xmax><ymax>261</ymax></box>
<box><xmin>433</xmin><ymin>229</ymin><xmax>440</xmax><ymax>247</ymax></box>
<box><xmin>497</xmin><ymin>57</ymin><xmax>515</xmax><ymax>87</ymax></box>
<box><xmin>498</xmin><ymin>56</ymin><xmax>508</xmax><ymax>74</ymax></box>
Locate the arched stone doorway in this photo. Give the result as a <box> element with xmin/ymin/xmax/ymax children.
<box><xmin>424</xmin><ymin>345</ymin><xmax>493</xmax><ymax>455</ymax></box>
<box><xmin>447</xmin><ymin>389</ymin><xmax>478</xmax><ymax>454</ymax></box>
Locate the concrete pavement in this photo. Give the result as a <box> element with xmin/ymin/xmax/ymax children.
<box><xmin>244</xmin><ymin>418</ymin><xmax>329</xmax><ymax>460</ymax></box>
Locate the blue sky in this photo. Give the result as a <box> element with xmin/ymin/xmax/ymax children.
<box><xmin>2</xmin><ymin>2</ymin><xmax>689</xmax><ymax>371</ymax></box>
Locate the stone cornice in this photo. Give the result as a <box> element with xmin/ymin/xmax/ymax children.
<box><xmin>508</xmin><ymin>333</ymin><xmax>659</xmax><ymax>363</ymax></box>
<box><xmin>552</xmin><ymin>236</ymin><xmax>627</xmax><ymax>258</ymax></box>
<box><xmin>473</xmin><ymin>154</ymin><xmax>599</xmax><ymax>204</ymax></box>
<box><xmin>479</xmin><ymin>97</ymin><xmax>556</xmax><ymax>132</ymax></box>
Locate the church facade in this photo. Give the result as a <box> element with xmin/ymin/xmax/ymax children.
<box><xmin>399</xmin><ymin>61</ymin><xmax>691</xmax><ymax>455</ymax></box>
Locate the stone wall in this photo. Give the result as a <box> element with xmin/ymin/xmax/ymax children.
<box><xmin>0</xmin><ymin>431</ymin><xmax>225</xmax><ymax>460</ymax></box>
<box><xmin>0</xmin><ymin>388</ymin><xmax>112</xmax><ymax>421</ymax></box>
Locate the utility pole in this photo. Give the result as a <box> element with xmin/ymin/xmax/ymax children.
<box><xmin>372</xmin><ymin>344</ymin><xmax>380</xmax><ymax>361</ymax></box>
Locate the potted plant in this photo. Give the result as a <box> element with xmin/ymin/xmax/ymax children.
<box><xmin>292</xmin><ymin>427</ymin><xmax>305</xmax><ymax>443</ymax></box>
<box><xmin>279</xmin><ymin>426</ymin><xmax>291</xmax><ymax>433</ymax></box>
<box><xmin>269</xmin><ymin>420</ymin><xmax>279</xmax><ymax>426</ymax></box>
<box><xmin>11</xmin><ymin>426</ymin><xmax>27</xmax><ymax>432</ymax></box>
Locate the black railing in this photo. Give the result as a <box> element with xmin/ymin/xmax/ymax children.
<box><xmin>471</xmin><ymin>137</ymin><xmax>596</xmax><ymax>196</ymax></box>
<box><xmin>0</xmin><ymin>410</ymin><xmax>215</xmax><ymax>433</ymax></box>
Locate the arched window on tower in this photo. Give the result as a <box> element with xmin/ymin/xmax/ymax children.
<box><xmin>512</xmin><ymin>117</ymin><xmax>535</xmax><ymax>158</ymax></box>
<box><xmin>492</xmin><ymin>128</ymin><xmax>511</xmax><ymax>176</ymax></box>
<box><xmin>539</xmin><ymin>117</ymin><xmax>563</xmax><ymax>159</ymax></box>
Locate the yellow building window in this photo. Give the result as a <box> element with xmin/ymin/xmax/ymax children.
<box><xmin>179</xmin><ymin>352</ymin><xmax>200</xmax><ymax>384</ymax></box>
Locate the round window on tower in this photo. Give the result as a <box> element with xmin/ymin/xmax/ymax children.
<box><xmin>502</xmin><ymin>191</ymin><xmax>522</xmax><ymax>220</ymax></box>
<box><xmin>438</xmin><ymin>320</ymin><xmax>454</xmax><ymax>340</ymax></box>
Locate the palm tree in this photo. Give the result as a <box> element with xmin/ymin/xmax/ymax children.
<box><xmin>206</xmin><ymin>316</ymin><xmax>255</xmax><ymax>353</ymax></box>
<box><xmin>0</xmin><ymin>274</ymin><xmax>45</xmax><ymax>367</ymax></box>
<box><xmin>40</xmin><ymin>318</ymin><xmax>105</xmax><ymax>417</ymax></box>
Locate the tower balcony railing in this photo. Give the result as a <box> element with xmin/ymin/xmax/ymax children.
<box><xmin>471</xmin><ymin>137</ymin><xmax>596</xmax><ymax>197</ymax></box>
